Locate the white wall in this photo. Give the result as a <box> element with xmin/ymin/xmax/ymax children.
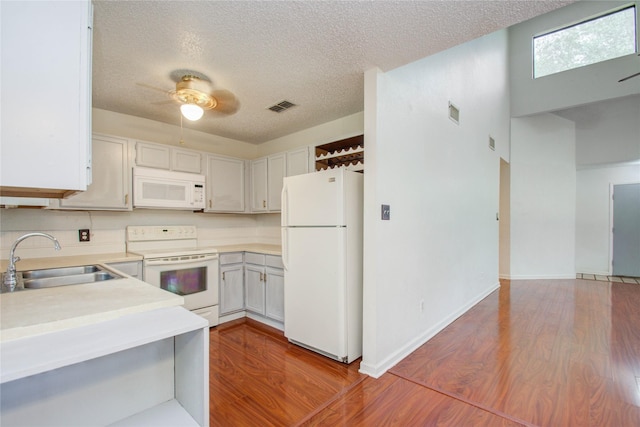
<box><xmin>93</xmin><ymin>108</ymin><xmax>258</xmax><ymax>159</ymax></box>
<box><xmin>510</xmin><ymin>114</ymin><xmax>576</xmax><ymax>279</ymax></box>
<box><xmin>257</xmin><ymin>112</ymin><xmax>363</xmax><ymax>157</ymax></box>
<box><xmin>0</xmin><ymin>209</ymin><xmax>263</xmax><ymax>260</ymax></box>
<box><xmin>1</xmin><ymin>110</ymin><xmax>366</xmax><ymax>258</ymax></box>
<box><xmin>556</xmin><ymin>95</ymin><xmax>640</xmax><ymax>166</ymax></box>
<box><xmin>555</xmin><ymin>94</ymin><xmax>640</xmax><ymax>275</ymax></box>
<box><xmin>576</xmin><ymin>163</ymin><xmax>640</xmax><ymax>275</ymax></box>
<box><xmin>360</xmin><ymin>29</ymin><xmax>509</xmax><ymax>377</ymax></box>
<box><xmin>509</xmin><ymin>1</ymin><xmax>640</xmax><ymax>117</ymax></box>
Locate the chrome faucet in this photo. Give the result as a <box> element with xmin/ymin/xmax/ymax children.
<box><xmin>3</xmin><ymin>233</ymin><xmax>61</xmax><ymax>292</ymax></box>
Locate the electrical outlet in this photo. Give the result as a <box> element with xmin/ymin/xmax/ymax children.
<box><xmin>381</xmin><ymin>204</ymin><xmax>390</xmax><ymax>220</ymax></box>
<box><xmin>79</xmin><ymin>229</ymin><xmax>90</xmax><ymax>242</ymax></box>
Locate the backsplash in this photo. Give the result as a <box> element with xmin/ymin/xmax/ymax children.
<box><xmin>0</xmin><ymin>209</ymin><xmax>281</xmax><ymax>260</ymax></box>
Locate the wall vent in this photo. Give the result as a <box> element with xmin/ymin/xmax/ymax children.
<box><xmin>448</xmin><ymin>102</ymin><xmax>460</xmax><ymax>124</ymax></box>
<box><xmin>267</xmin><ymin>100</ymin><xmax>297</xmax><ymax>113</ymax></box>
<box><xmin>489</xmin><ymin>136</ymin><xmax>496</xmax><ymax>151</ymax></box>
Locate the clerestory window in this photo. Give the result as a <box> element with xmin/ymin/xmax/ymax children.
<box><xmin>533</xmin><ymin>5</ymin><xmax>637</xmax><ymax>78</ymax></box>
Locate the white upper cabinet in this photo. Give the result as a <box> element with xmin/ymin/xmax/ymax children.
<box><xmin>135</xmin><ymin>142</ymin><xmax>171</xmax><ymax>169</ymax></box>
<box><xmin>251</xmin><ymin>154</ymin><xmax>287</xmax><ymax>213</ymax></box>
<box><xmin>205</xmin><ymin>154</ymin><xmax>245</xmax><ymax>212</ymax></box>
<box><xmin>135</xmin><ymin>141</ymin><xmax>201</xmax><ymax>174</ymax></box>
<box><xmin>171</xmin><ymin>148</ymin><xmax>202</xmax><ymax>174</ymax></box>
<box><xmin>0</xmin><ymin>1</ymin><xmax>93</xmax><ymax>198</ymax></box>
<box><xmin>267</xmin><ymin>153</ymin><xmax>286</xmax><ymax>212</ymax></box>
<box><xmin>251</xmin><ymin>158</ymin><xmax>269</xmax><ymax>212</ymax></box>
<box><xmin>57</xmin><ymin>134</ymin><xmax>131</xmax><ymax>210</ymax></box>
<box><xmin>286</xmin><ymin>147</ymin><xmax>310</xmax><ymax>177</ymax></box>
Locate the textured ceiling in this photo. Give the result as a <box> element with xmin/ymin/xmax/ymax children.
<box><xmin>92</xmin><ymin>0</ymin><xmax>576</xmax><ymax>144</ymax></box>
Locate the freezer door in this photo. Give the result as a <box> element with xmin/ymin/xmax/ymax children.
<box><xmin>282</xmin><ymin>169</ymin><xmax>345</xmax><ymax>227</ymax></box>
<box><xmin>284</xmin><ymin>227</ymin><xmax>347</xmax><ymax>359</ymax></box>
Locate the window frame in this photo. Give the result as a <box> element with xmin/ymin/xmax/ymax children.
<box><xmin>532</xmin><ymin>4</ymin><xmax>638</xmax><ymax>79</ymax></box>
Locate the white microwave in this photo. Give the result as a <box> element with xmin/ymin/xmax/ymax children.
<box><xmin>133</xmin><ymin>167</ymin><xmax>205</xmax><ymax>210</ymax></box>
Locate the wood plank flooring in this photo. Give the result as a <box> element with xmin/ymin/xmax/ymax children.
<box><xmin>209</xmin><ymin>279</ymin><xmax>640</xmax><ymax>426</ymax></box>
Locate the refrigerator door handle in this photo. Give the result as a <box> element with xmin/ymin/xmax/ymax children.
<box><xmin>281</xmin><ymin>227</ymin><xmax>289</xmax><ymax>271</ymax></box>
<box><xmin>281</xmin><ymin>182</ymin><xmax>289</xmax><ymax>271</ymax></box>
<box><xmin>281</xmin><ymin>183</ymin><xmax>289</xmax><ymax>227</ymax></box>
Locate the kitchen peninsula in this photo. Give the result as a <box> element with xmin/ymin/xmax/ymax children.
<box><xmin>0</xmin><ymin>262</ymin><xmax>209</xmax><ymax>427</ymax></box>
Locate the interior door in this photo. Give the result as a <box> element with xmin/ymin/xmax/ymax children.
<box><xmin>612</xmin><ymin>183</ymin><xmax>640</xmax><ymax>277</ymax></box>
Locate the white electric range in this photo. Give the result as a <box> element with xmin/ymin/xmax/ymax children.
<box><xmin>126</xmin><ymin>225</ymin><xmax>219</xmax><ymax>326</ymax></box>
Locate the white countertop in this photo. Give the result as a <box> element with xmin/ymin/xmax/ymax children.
<box><xmin>215</xmin><ymin>244</ymin><xmax>281</xmax><ymax>256</ymax></box>
<box><xmin>0</xmin><ymin>245</ymin><xmax>280</xmax><ymax>342</ymax></box>
<box><xmin>0</xmin><ymin>252</ymin><xmax>143</xmax><ymax>272</ymax></box>
<box><xmin>0</xmin><ymin>277</ymin><xmax>183</xmax><ymax>342</ymax></box>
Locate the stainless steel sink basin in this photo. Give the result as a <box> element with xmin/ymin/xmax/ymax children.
<box><xmin>21</xmin><ymin>265</ymin><xmax>101</xmax><ymax>280</ymax></box>
<box><xmin>17</xmin><ymin>265</ymin><xmax>123</xmax><ymax>289</ymax></box>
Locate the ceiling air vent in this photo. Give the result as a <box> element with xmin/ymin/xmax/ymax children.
<box><xmin>268</xmin><ymin>100</ymin><xmax>297</xmax><ymax>113</ymax></box>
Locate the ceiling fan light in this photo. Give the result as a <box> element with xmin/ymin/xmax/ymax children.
<box><xmin>180</xmin><ymin>103</ymin><xmax>204</xmax><ymax>121</ymax></box>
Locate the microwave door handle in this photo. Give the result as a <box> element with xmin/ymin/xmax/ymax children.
<box><xmin>144</xmin><ymin>254</ymin><xmax>218</xmax><ymax>266</ymax></box>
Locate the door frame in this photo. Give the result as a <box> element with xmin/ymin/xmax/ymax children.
<box><xmin>609</xmin><ymin>181</ymin><xmax>640</xmax><ymax>276</ymax></box>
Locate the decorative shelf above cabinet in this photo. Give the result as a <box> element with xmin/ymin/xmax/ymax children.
<box><xmin>315</xmin><ymin>135</ymin><xmax>364</xmax><ymax>172</ymax></box>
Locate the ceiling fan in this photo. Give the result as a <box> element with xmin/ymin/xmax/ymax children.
<box><xmin>618</xmin><ymin>53</ymin><xmax>640</xmax><ymax>83</ymax></box>
<box><xmin>138</xmin><ymin>73</ymin><xmax>239</xmax><ymax>121</ymax></box>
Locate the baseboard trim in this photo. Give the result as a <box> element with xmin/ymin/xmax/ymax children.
<box><xmin>358</xmin><ymin>282</ymin><xmax>500</xmax><ymax>378</ymax></box>
<box><xmin>507</xmin><ymin>274</ymin><xmax>577</xmax><ymax>280</ymax></box>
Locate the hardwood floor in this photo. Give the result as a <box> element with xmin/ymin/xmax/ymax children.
<box><xmin>209</xmin><ymin>279</ymin><xmax>640</xmax><ymax>426</ymax></box>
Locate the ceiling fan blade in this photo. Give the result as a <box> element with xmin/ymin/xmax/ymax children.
<box><xmin>618</xmin><ymin>71</ymin><xmax>640</xmax><ymax>83</ymax></box>
<box><xmin>136</xmin><ymin>82</ymin><xmax>171</xmax><ymax>94</ymax></box>
<box><xmin>151</xmin><ymin>100</ymin><xmax>176</xmax><ymax>106</ymax></box>
<box><xmin>209</xmin><ymin>90</ymin><xmax>240</xmax><ymax>115</ymax></box>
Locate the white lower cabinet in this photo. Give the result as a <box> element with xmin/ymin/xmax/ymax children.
<box><xmin>219</xmin><ymin>253</ymin><xmax>244</xmax><ymax>315</ymax></box>
<box><xmin>265</xmin><ymin>266</ymin><xmax>284</xmax><ymax>322</ymax></box>
<box><xmin>244</xmin><ymin>253</ymin><xmax>284</xmax><ymax>323</ymax></box>
<box><xmin>244</xmin><ymin>262</ymin><xmax>266</xmax><ymax>314</ymax></box>
<box><xmin>219</xmin><ymin>251</ymin><xmax>284</xmax><ymax>327</ymax></box>
<box><xmin>0</xmin><ymin>307</ymin><xmax>208</xmax><ymax>427</ymax></box>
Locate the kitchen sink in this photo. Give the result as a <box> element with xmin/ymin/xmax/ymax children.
<box><xmin>16</xmin><ymin>265</ymin><xmax>123</xmax><ymax>289</ymax></box>
<box><xmin>21</xmin><ymin>265</ymin><xmax>101</xmax><ymax>280</ymax></box>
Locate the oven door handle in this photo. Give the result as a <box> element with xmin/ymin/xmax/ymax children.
<box><xmin>144</xmin><ymin>254</ymin><xmax>218</xmax><ymax>266</ymax></box>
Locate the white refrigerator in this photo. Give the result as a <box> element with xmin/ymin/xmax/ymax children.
<box><xmin>281</xmin><ymin>168</ymin><xmax>363</xmax><ymax>363</ymax></box>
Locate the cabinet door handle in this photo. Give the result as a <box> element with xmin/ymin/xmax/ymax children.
<box><xmin>264</xmin><ymin>272</ymin><xmax>267</xmax><ymax>281</ymax></box>
<box><xmin>209</xmin><ymin>199</ymin><xmax>212</xmax><ymax>209</ymax></box>
<box><xmin>124</xmin><ymin>194</ymin><xmax>128</xmax><ymax>205</ymax></box>
<box><xmin>263</xmin><ymin>200</ymin><xmax>266</xmax><ymax>208</ymax></box>
<box><xmin>222</xmin><ymin>271</ymin><xmax>225</xmax><ymax>281</ymax></box>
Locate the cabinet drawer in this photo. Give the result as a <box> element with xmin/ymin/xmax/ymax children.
<box><xmin>244</xmin><ymin>252</ymin><xmax>266</xmax><ymax>265</ymax></box>
<box><xmin>265</xmin><ymin>255</ymin><xmax>284</xmax><ymax>269</ymax></box>
<box><xmin>220</xmin><ymin>252</ymin><xmax>244</xmax><ymax>265</ymax></box>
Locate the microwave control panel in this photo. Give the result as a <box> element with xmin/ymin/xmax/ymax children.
<box><xmin>193</xmin><ymin>184</ymin><xmax>204</xmax><ymax>205</ymax></box>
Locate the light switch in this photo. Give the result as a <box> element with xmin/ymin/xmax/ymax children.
<box><xmin>381</xmin><ymin>204</ymin><xmax>390</xmax><ymax>220</ymax></box>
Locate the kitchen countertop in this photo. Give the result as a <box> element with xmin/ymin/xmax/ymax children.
<box><xmin>0</xmin><ymin>252</ymin><xmax>143</xmax><ymax>272</ymax></box>
<box><xmin>0</xmin><ymin>246</ymin><xmax>281</xmax><ymax>343</ymax></box>
<box><xmin>0</xmin><ymin>276</ymin><xmax>183</xmax><ymax>342</ymax></box>
<box><xmin>0</xmin><ymin>246</ymin><xmax>281</xmax><ymax>272</ymax></box>
<box><xmin>215</xmin><ymin>244</ymin><xmax>281</xmax><ymax>256</ymax></box>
